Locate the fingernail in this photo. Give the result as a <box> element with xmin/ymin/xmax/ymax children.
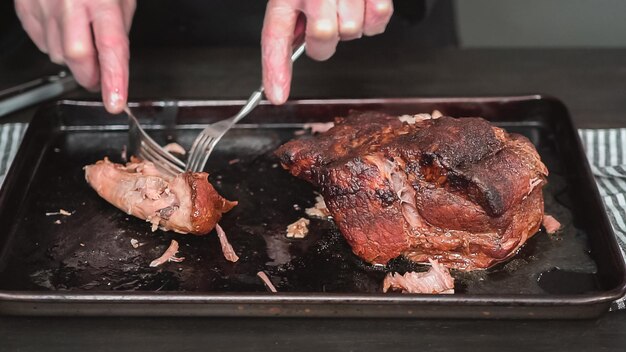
<box><xmin>50</xmin><ymin>56</ymin><xmax>64</xmax><ymax>65</ymax></box>
<box><xmin>342</xmin><ymin>20</ymin><xmax>358</xmax><ymax>32</ymax></box>
<box><xmin>271</xmin><ymin>86</ymin><xmax>285</xmax><ymax>104</ymax></box>
<box><xmin>109</xmin><ymin>89</ymin><xmax>121</xmax><ymax>110</ymax></box>
<box><xmin>312</xmin><ymin>19</ymin><xmax>336</xmax><ymax>40</ymax></box>
<box><xmin>375</xmin><ymin>1</ymin><xmax>392</xmax><ymax>14</ymax></box>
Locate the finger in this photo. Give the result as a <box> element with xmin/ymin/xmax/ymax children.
<box><xmin>337</xmin><ymin>0</ymin><xmax>364</xmax><ymax>40</ymax></box>
<box><xmin>363</xmin><ymin>0</ymin><xmax>393</xmax><ymax>36</ymax></box>
<box><xmin>62</xmin><ymin>4</ymin><xmax>100</xmax><ymax>91</ymax></box>
<box><xmin>294</xmin><ymin>12</ymin><xmax>306</xmax><ymax>44</ymax></box>
<box><xmin>91</xmin><ymin>3</ymin><xmax>130</xmax><ymax>114</ymax></box>
<box><xmin>120</xmin><ymin>0</ymin><xmax>137</xmax><ymax>33</ymax></box>
<box><xmin>14</xmin><ymin>0</ymin><xmax>48</xmax><ymax>53</ymax></box>
<box><xmin>261</xmin><ymin>0</ymin><xmax>300</xmax><ymax>105</ymax></box>
<box><xmin>45</xmin><ymin>18</ymin><xmax>65</xmax><ymax>64</ymax></box>
<box><xmin>303</xmin><ymin>0</ymin><xmax>339</xmax><ymax>61</ymax></box>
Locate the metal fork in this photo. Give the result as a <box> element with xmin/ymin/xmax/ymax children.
<box><xmin>125</xmin><ymin>105</ymin><xmax>186</xmax><ymax>177</ymax></box>
<box><xmin>185</xmin><ymin>43</ymin><xmax>306</xmax><ymax>172</ymax></box>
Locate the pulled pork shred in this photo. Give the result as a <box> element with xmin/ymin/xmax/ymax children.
<box><xmin>257</xmin><ymin>271</ymin><xmax>278</xmax><ymax>293</ymax></box>
<box><xmin>542</xmin><ymin>214</ymin><xmax>561</xmax><ymax>234</ymax></box>
<box><xmin>286</xmin><ymin>218</ymin><xmax>310</xmax><ymax>238</ymax></box>
<box><xmin>150</xmin><ymin>239</ymin><xmax>185</xmax><ymax>267</ymax></box>
<box><xmin>215</xmin><ymin>223</ymin><xmax>239</xmax><ymax>262</ymax></box>
<box><xmin>303</xmin><ymin>122</ymin><xmax>335</xmax><ymax>134</ymax></box>
<box><xmin>163</xmin><ymin>142</ymin><xmax>186</xmax><ymax>155</ymax></box>
<box><xmin>383</xmin><ymin>259</ymin><xmax>455</xmax><ymax>294</ymax></box>
<box><xmin>305</xmin><ymin>195</ymin><xmax>331</xmax><ymax>219</ymax></box>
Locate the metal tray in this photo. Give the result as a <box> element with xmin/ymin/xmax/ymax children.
<box><xmin>0</xmin><ymin>96</ymin><xmax>624</xmax><ymax>319</ymax></box>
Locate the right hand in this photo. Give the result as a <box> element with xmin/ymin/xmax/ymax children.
<box><xmin>14</xmin><ymin>0</ymin><xmax>136</xmax><ymax>114</ymax></box>
<box><xmin>261</xmin><ymin>0</ymin><xmax>394</xmax><ymax>105</ymax></box>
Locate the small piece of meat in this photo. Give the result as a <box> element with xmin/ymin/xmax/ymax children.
<box><xmin>215</xmin><ymin>223</ymin><xmax>239</xmax><ymax>262</ymax></box>
<box><xmin>398</xmin><ymin>112</ymin><xmax>440</xmax><ymax>125</ymax></box>
<box><xmin>383</xmin><ymin>259</ymin><xmax>454</xmax><ymax>294</ymax></box>
<box><xmin>46</xmin><ymin>209</ymin><xmax>72</xmax><ymax>216</ymax></box>
<box><xmin>303</xmin><ymin>122</ymin><xmax>335</xmax><ymax>134</ymax></box>
<box><xmin>163</xmin><ymin>143</ymin><xmax>186</xmax><ymax>155</ymax></box>
<box><xmin>543</xmin><ymin>215</ymin><xmax>561</xmax><ymax>234</ymax></box>
<box><xmin>84</xmin><ymin>158</ymin><xmax>237</xmax><ymax>235</ymax></box>
<box><xmin>305</xmin><ymin>195</ymin><xmax>332</xmax><ymax>219</ymax></box>
<box><xmin>286</xmin><ymin>218</ymin><xmax>310</xmax><ymax>238</ymax></box>
<box><xmin>150</xmin><ymin>240</ymin><xmax>184</xmax><ymax>267</ymax></box>
<box><xmin>130</xmin><ymin>238</ymin><xmax>144</xmax><ymax>248</ymax></box>
<box><xmin>257</xmin><ymin>271</ymin><xmax>278</xmax><ymax>292</ymax></box>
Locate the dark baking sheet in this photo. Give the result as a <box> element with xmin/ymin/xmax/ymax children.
<box><xmin>0</xmin><ymin>96</ymin><xmax>624</xmax><ymax>318</ymax></box>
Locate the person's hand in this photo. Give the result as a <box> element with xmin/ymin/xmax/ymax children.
<box><xmin>261</xmin><ymin>0</ymin><xmax>393</xmax><ymax>105</ymax></box>
<box><xmin>14</xmin><ymin>0</ymin><xmax>136</xmax><ymax>114</ymax></box>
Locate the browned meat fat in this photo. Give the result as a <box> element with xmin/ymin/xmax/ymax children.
<box><xmin>275</xmin><ymin>111</ymin><xmax>548</xmax><ymax>270</ymax></box>
<box><xmin>84</xmin><ymin>158</ymin><xmax>236</xmax><ymax>235</ymax></box>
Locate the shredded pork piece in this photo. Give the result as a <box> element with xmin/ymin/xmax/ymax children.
<box><xmin>529</xmin><ymin>177</ymin><xmax>543</xmax><ymax>195</ymax></box>
<box><xmin>303</xmin><ymin>122</ymin><xmax>335</xmax><ymax>134</ymax></box>
<box><xmin>46</xmin><ymin>209</ymin><xmax>72</xmax><ymax>216</ymax></box>
<box><xmin>130</xmin><ymin>238</ymin><xmax>140</xmax><ymax>248</ymax></box>
<box><xmin>286</xmin><ymin>218</ymin><xmax>310</xmax><ymax>238</ymax></box>
<box><xmin>257</xmin><ymin>271</ymin><xmax>278</xmax><ymax>293</ymax></box>
<box><xmin>163</xmin><ymin>142</ymin><xmax>186</xmax><ymax>155</ymax></box>
<box><xmin>543</xmin><ymin>214</ymin><xmax>561</xmax><ymax>234</ymax></box>
<box><xmin>383</xmin><ymin>259</ymin><xmax>455</xmax><ymax>294</ymax></box>
<box><xmin>305</xmin><ymin>195</ymin><xmax>331</xmax><ymax>219</ymax></box>
<box><xmin>149</xmin><ymin>240</ymin><xmax>185</xmax><ymax>267</ymax></box>
<box><xmin>398</xmin><ymin>111</ymin><xmax>443</xmax><ymax>125</ymax></box>
<box><xmin>215</xmin><ymin>223</ymin><xmax>239</xmax><ymax>262</ymax></box>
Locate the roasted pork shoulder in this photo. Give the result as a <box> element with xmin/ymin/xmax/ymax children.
<box><xmin>275</xmin><ymin>111</ymin><xmax>548</xmax><ymax>270</ymax></box>
<box><xmin>84</xmin><ymin>157</ymin><xmax>236</xmax><ymax>235</ymax></box>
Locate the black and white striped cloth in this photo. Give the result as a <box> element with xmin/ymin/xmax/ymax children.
<box><xmin>579</xmin><ymin>129</ymin><xmax>626</xmax><ymax>310</ymax></box>
<box><xmin>0</xmin><ymin>123</ymin><xmax>624</xmax><ymax>309</ymax></box>
<box><xmin>0</xmin><ymin>123</ymin><xmax>27</xmax><ymax>185</ymax></box>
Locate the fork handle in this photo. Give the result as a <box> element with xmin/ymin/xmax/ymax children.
<box><xmin>232</xmin><ymin>43</ymin><xmax>306</xmax><ymax>125</ymax></box>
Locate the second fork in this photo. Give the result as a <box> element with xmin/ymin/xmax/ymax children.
<box><xmin>185</xmin><ymin>43</ymin><xmax>306</xmax><ymax>172</ymax></box>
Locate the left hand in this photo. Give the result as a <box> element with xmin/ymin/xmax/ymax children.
<box><xmin>261</xmin><ymin>0</ymin><xmax>394</xmax><ymax>105</ymax></box>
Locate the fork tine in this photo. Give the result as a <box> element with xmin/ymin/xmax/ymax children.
<box><xmin>188</xmin><ymin>134</ymin><xmax>214</xmax><ymax>172</ymax></box>
<box><xmin>125</xmin><ymin>106</ymin><xmax>186</xmax><ymax>170</ymax></box>
<box><xmin>136</xmin><ymin>125</ymin><xmax>186</xmax><ymax>168</ymax></box>
<box><xmin>188</xmin><ymin>130</ymin><xmax>218</xmax><ymax>172</ymax></box>
<box><xmin>186</xmin><ymin>135</ymin><xmax>206</xmax><ymax>172</ymax></box>
<box><xmin>187</xmin><ymin>120</ymin><xmax>232</xmax><ymax>171</ymax></box>
<box><xmin>193</xmin><ymin>135</ymin><xmax>223</xmax><ymax>172</ymax></box>
<box><xmin>139</xmin><ymin>146</ymin><xmax>183</xmax><ymax>176</ymax></box>
<box><xmin>144</xmin><ymin>135</ymin><xmax>186</xmax><ymax>168</ymax></box>
<box><xmin>139</xmin><ymin>146</ymin><xmax>177</xmax><ymax>174</ymax></box>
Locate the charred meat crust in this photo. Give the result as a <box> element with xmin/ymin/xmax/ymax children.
<box><xmin>186</xmin><ymin>172</ymin><xmax>238</xmax><ymax>235</ymax></box>
<box><xmin>275</xmin><ymin>111</ymin><xmax>548</xmax><ymax>270</ymax></box>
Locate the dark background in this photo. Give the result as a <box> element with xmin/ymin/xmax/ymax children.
<box><xmin>0</xmin><ymin>0</ymin><xmax>456</xmax><ymax>60</ymax></box>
